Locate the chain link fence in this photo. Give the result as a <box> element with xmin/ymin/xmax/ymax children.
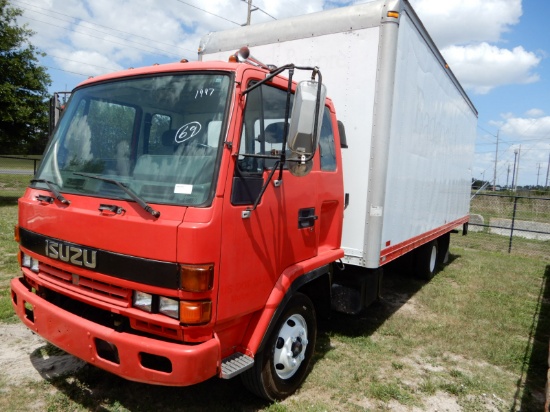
<box><xmin>453</xmin><ymin>192</ymin><xmax>550</xmax><ymax>260</ymax></box>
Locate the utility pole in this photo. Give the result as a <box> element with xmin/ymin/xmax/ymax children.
<box><xmin>512</xmin><ymin>149</ymin><xmax>518</xmax><ymax>192</ymax></box>
<box><xmin>506</xmin><ymin>163</ymin><xmax>510</xmax><ymax>189</ymax></box>
<box><xmin>493</xmin><ymin>130</ymin><xmax>499</xmax><ymax>190</ymax></box>
<box><xmin>514</xmin><ymin>145</ymin><xmax>521</xmax><ymax>191</ymax></box>
<box><xmin>242</xmin><ymin>0</ymin><xmax>257</xmax><ymax>26</ymax></box>
<box><xmin>545</xmin><ymin>153</ymin><xmax>550</xmax><ymax>188</ymax></box>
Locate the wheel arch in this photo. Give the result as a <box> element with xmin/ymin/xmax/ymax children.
<box><xmin>239</xmin><ymin>263</ymin><xmax>332</xmax><ymax>357</ymax></box>
<box><xmin>256</xmin><ymin>264</ymin><xmax>330</xmax><ymax>354</ymax></box>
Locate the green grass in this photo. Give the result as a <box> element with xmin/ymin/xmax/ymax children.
<box><xmin>454</xmin><ymin>229</ymin><xmax>550</xmax><ymax>259</ymax></box>
<box><xmin>0</xmin><ymin>155</ymin><xmax>41</xmax><ymax>170</ymax></box>
<box><xmin>0</xmin><ymin>174</ymin><xmax>31</xmax><ymax>199</ymax></box>
<box><xmin>471</xmin><ymin>193</ymin><xmax>550</xmax><ymax>222</ymax></box>
<box><xmin>0</xmin><ymin>195</ymin><xmax>548</xmax><ymax>410</ymax></box>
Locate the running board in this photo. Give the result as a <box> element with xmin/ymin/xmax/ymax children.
<box><xmin>221</xmin><ymin>353</ymin><xmax>254</xmax><ymax>379</ymax></box>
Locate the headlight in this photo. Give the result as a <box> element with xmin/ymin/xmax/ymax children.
<box><xmin>133</xmin><ymin>291</ymin><xmax>153</xmax><ymax>312</ymax></box>
<box><xmin>22</xmin><ymin>253</ymin><xmax>39</xmax><ymax>273</ymax></box>
<box><xmin>22</xmin><ymin>253</ymin><xmax>31</xmax><ymax>268</ymax></box>
<box><xmin>159</xmin><ymin>296</ymin><xmax>179</xmax><ymax>319</ymax></box>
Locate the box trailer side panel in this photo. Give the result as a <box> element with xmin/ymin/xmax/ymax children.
<box><xmin>199</xmin><ymin>0</ymin><xmax>477</xmax><ymax>269</ymax></box>
<box><xmin>378</xmin><ymin>10</ymin><xmax>477</xmax><ymax>264</ymax></box>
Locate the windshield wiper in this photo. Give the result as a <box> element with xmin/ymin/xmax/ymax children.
<box><xmin>31</xmin><ymin>179</ymin><xmax>70</xmax><ymax>205</ymax></box>
<box><xmin>73</xmin><ymin>173</ymin><xmax>160</xmax><ymax>218</ymax></box>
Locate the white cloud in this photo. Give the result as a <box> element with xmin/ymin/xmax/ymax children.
<box><xmin>17</xmin><ymin>0</ymin><xmax>328</xmax><ymax>83</ymax></box>
<box><xmin>479</xmin><ymin>111</ymin><xmax>550</xmax><ymax>187</ymax></box>
<box><xmin>16</xmin><ymin>0</ymin><xmax>545</xmax><ymax>98</ymax></box>
<box><xmin>409</xmin><ymin>0</ymin><xmax>544</xmax><ymax>95</ymax></box>
<box><xmin>409</xmin><ymin>0</ymin><xmax>522</xmax><ymax>48</ymax></box>
<box><xmin>443</xmin><ymin>43</ymin><xmax>541</xmax><ymax>94</ymax></box>
<box><xmin>500</xmin><ymin>115</ymin><xmax>550</xmax><ymax>139</ymax></box>
<box><xmin>525</xmin><ymin>108</ymin><xmax>545</xmax><ymax>118</ymax></box>
<box><xmin>51</xmin><ymin>50</ymin><xmax>123</xmax><ymax>77</ymax></box>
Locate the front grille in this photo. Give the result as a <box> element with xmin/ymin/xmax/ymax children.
<box><xmin>39</xmin><ymin>262</ymin><xmax>131</xmax><ymax>307</ymax></box>
<box><xmin>29</xmin><ymin>261</ymin><xmax>184</xmax><ymax>342</ymax></box>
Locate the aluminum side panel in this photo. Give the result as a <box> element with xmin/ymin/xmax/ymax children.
<box><xmin>381</xmin><ymin>13</ymin><xmax>476</xmax><ymax>250</ymax></box>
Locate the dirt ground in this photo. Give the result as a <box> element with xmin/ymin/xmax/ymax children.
<box><xmin>0</xmin><ymin>313</ymin><xmax>504</xmax><ymax>412</ymax></box>
<box><xmin>0</xmin><ymin>320</ymin><xmax>470</xmax><ymax>412</ymax></box>
<box><xmin>0</xmin><ymin>323</ymin><xmax>85</xmax><ymax>385</ymax></box>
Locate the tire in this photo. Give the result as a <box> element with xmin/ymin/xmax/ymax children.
<box><xmin>437</xmin><ymin>233</ymin><xmax>450</xmax><ymax>265</ymax></box>
<box><xmin>415</xmin><ymin>239</ymin><xmax>439</xmax><ymax>280</ymax></box>
<box><xmin>241</xmin><ymin>293</ymin><xmax>317</xmax><ymax>401</ymax></box>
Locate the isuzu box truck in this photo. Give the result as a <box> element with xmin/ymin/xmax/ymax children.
<box><xmin>12</xmin><ymin>0</ymin><xmax>476</xmax><ymax>400</ymax></box>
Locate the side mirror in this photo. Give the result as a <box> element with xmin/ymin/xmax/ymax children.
<box><xmin>287</xmin><ymin>80</ymin><xmax>327</xmax><ymax>177</ymax></box>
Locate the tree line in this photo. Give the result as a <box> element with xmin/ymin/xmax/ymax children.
<box><xmin>0</xmin><ymin>0</ymin><xmax>50</xmax><ymax>155</ymax></box>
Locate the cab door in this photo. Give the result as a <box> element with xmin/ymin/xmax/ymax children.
<box><xmin>217</xmin><ymin>74</ymin><xmax>319</xmax><ymax>323</ymax></box>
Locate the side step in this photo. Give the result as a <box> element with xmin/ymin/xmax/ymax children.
<box><xmin>221</xmin><ymin>353</ymin><xmax>254</xmax><ymax>379</ymax></box>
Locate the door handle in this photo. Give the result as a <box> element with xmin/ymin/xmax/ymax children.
<box><xmin>298</xmin><ymin>208</ymin><xmax>318</xmax><ymax>229</ymax></box>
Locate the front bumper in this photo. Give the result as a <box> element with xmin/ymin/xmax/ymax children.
<box><xmin>10</xmin><ymin>276</ymin><xmax>220</xmax><ymax>386</ymax></box>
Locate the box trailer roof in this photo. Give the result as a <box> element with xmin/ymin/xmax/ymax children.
<box><xmin>199</xmin><ymin>0</ymin><xmax>476</xmax><ymax>115</ymax></box>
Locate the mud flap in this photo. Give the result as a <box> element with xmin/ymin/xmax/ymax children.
<box><xmin>331</xmin><ymin>267</ymin><xmax>383</xmax><ymax>315</ymax></box>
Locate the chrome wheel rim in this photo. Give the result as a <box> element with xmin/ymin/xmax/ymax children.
<box><xmin>273</xmin><ymin>314</ymin><xmax>308</xmax><ymax>379</ymax></box>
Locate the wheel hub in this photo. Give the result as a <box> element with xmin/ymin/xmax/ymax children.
<box><xmin>273</xmin><ymin>314</ymin><xmax>308</xmax><ymax>379</ymax></box>
<box><xmin>291</xmin><ymin>338</ymin><xmax>303</xmax><ymax>357</ymax></box>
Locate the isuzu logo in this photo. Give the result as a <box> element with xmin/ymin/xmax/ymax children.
<box><xmin>45</xmin><ymin>240</ymin><xmax>97</xmax><ymax>269</ymax></box>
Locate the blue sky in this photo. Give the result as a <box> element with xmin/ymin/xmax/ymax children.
<box><xmin>15</xmin><ymin>0</ymin><xmax>550</xmax><ymax>187</ymax></box>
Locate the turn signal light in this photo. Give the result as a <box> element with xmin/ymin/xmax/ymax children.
<box><xmin>387</xmin><ymin>11</ymin><xmax>399</xmax><ymax>18</ymax></box>
<box><xmin>14</xmin><ymin>225</ymin><xmax>20</xmax><ymax>243</ymax></box>
<box><xmin>180</xmin><ymin>264</ymin><xmax>214</xmax><ymax>292</ymax></box>
<box><xmin>180</xmin><ymin>300</ymin><xmax>212</xmax><ymax>324</ymax></box>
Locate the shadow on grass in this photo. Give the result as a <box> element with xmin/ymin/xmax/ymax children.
<box><xmin>33</xmin><ymin>255</ymin><xmax>459</xmax><ymax>411</ymax></box>
<box><xmin>318</xmin><ymin>253</ymin><xmax>460</xmax><ymax>338</ymax></box>
<box><xmin>0</xmin><ymin>196</ymin><xmax>20</xmax><ymax>206</ymax></box>
<box><xmin>514</xmin><ymin>264</ymin><xmax>550</xmax><ymax>411</ymax></box>
<box><xmin>46</xmin><ymin>365</ymin><xmax>269</xmax><ymax>412</ymax></box>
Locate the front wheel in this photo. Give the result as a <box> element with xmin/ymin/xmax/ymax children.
<box><xmin>241</xmin><ymin>293</ymin><xmax>317</xmax><ymax>400</ymax></box>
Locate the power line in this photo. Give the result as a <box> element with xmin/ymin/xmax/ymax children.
<box><xmin>47</xmin><ymin>53</ymin><xmax>120</xmax><ymax>72</ymax></box>
<box><xmin>174</xmin><ymin>0</ymin><xmax>241</xmax><ymax>26</ymax></box>
<box><xmin>19</xmin><ymin>15</ymin><xmax>184</xmax><ymax>59</ymax></box>
<box><xmin>44</xmin><ymin>65</ymin><xmax>94</xmax><ymax>78</ymax></box>
<box><xmin>477</xmin><ymin>124</ymin><xmax>498</xmax><ymax>136</ymax></box>
<box><xmin>13</xmin><ymin>0</ymin><xmax>195</xmax><ymax>55</ymax></box>
<box><xmin>250</xmin><ymin>2</ymin><xmax>277</xmax><ymax>20</ymax></box>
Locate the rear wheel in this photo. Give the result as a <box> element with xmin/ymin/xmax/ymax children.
<box><xmin>242</xmin><ymin>293</ymin><xmax>317</xmax><ymax>401</ymax></box>
<box><xmin>415</xmin><ymin>239</ymin><xmax>439</xmax><ymax>280</ymax></box>
<box><xmin>438</xmin><ymin>233</ymin><xmax>450</xmax><ymax>265</ymax></box>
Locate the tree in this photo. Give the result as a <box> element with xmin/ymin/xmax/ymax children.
<box><xmin>0</xmin><ymin>0</ymin><xmax>51</xmax><ymax>155</ymax></box>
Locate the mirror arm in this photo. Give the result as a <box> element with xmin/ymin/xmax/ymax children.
<box><xmin>311</xmin><ymin>68</ymin><xmax>323</xmax><ymax>159</ymax></box>
<box><xmin>279</xmin><ymin>67</ymin><xmax>294</xmax><ymax>181</ymax></box>
<box><xmin>240</xmin><ymin>63</ymin><xmax>324</xmax><ymax>218</ymax></box>
<box><xmin>242</xmin><ymin>160</ymin><xmax>281</xmax><ymax>219</ymax></box>
<box><xmin>242</xmin><ymin>64</ymin><xmax>294</xmax><ymax>96</ymax></box>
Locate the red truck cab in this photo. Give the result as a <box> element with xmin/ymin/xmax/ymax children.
<box><xmin>11</xmin><ymin>58</ymin><xmax>344</xmax><ymax>399</ymax></box>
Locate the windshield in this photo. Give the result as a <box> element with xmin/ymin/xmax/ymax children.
<box><xmin>35</xmin><ymin>72</ymin><xmax>231</xmax><ymax>207</ymax></box>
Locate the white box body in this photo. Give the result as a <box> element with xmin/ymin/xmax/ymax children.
<box><xmin>199</xmin><ymin>0</ymin><xmax>477</xmax><ymax>268</ymax></box>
